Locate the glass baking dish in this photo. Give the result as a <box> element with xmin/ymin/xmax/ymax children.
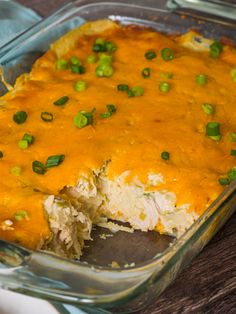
<box><xmin>0</xmin><ymin>1</ymin><xmax>236</xmax><ymax>313</ymax></box>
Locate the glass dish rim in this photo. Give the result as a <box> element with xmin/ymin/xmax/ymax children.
<box><xmin>0</xmin><ymin>0</ymin><xmax>236</xmax><ymax>275</ymax></box>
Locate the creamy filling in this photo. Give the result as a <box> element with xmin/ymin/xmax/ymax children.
<box><xmin>43</xmin><ymin>168</ymin><xmax>198</xmax><ymax>258</ymax></box>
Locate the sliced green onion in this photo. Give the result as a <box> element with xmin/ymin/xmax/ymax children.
<box><xmin>14</xmin><ymin>210</ymin><xmax>29</xmax><ymax>221</ymax></box>
<box><xmin>99</xmin><ymin>54</ymin><xmax>113</xmax><ymax>65</ymax></box>
<box><xmin>73</xmin><ymin>109</ymin><xmax>95</xmax><ymax>128</ymax></box>
<box><xmin>161</xmin><ymin>48</ymin><xmax>174</xmax><ymax>61</ymax></box>
<box><xmin>160</xmin><ymin>72</ymin><xmax>173</xmax><ymax>79</ymax></box>
<box><xmin>46</xmin><ymin>154</ymin><xmax>65</xmax><ymax>168</ymax></box>
<box><xmin>18</xmin><ymin>140</ymin><xmax>28</xmax><ymax>149</ymax></box>
<box><xmin>41</xmin><ymin>112</ymin><xmax>53</xmax><ymax>122</ymax></box>
<box><xmin>105</xmin><ymin>41</ymin><xmax>117</xmax><ymax>53</ymax></box>
<box><xmin>93</xmin><ymin>38</ymin><xmax>106</xmax><ymax>52</ymax></box>
<box><xmin>53</xmin><ymin>96</ymin><xmax>69</xmax><ymax>106</ymax></box>
<box><xmin>87</xmin><ymin>55</ymin><xmax>97</xmax><ymax>64</ymax></box>
<box><xmin>230</xmin><ymin>149</ymin><xmax>236</xmax><ymax>156</ymax></box>
<box><xmin>95</xmin><ymin>64</ymin><xmax>113</xmax><ymax>77</ymax></box>
<box><xmin>73</xmin><ymin>112</ymin><xmax>88</xmax><ymax>128</ymax></box>
<box><xmin>202</xmin><ymin>103</ymin><xmax>215</xmax><ymax>115</ymax></box>
<box><xmin>196</xmin><ymin>74</ymin><xmax>208</xmax><ymax>85</ymax></box>
<box><xmin>92</xmin><ymin>39</ymin><xmax>117</xmax><ymax>53</ymax></box>
<box><xmin>159</xmin><ymin>81</ymin><xmax>171</xmax><ymax>93</ymax></box>
<box><xmin>161</xmin><ymin>151</ymin><xmax>170</xmax><ymax>160</ymax></box>
<box><xmin>145</xmin><ymin>50</ymin><xmax>157</xmax><ymax>60</ymax></box>
<box><xmin>0</xmin><ymin>151</ymin><xmax>3</xmax><ymax>159</ymax></box>
<box><xmin>22</xmin><ymin>133</ymin><xmax>34</xmax><ymax>145</ymax></box>
<box><xmin>117</xmin><ymin>84</ymin><xmax>129</xmax><ymax>91</ymax></box>
<box><xmin>131</xmin><ymin>86</ymin><xmax>144</xmax><ymax>97</ymax></box>
<box><xmin>93</xmin><ymin>43</ymin><xmax>105</xmax><ymax>53</ymax></box>
<box><xmin>32</xmin><ymin>160</ymin><xmax>45</xmax><ymax>175</ymax></box>
<box><xmin>10</xmin><ymin>166</ymin><xmax>22</xmax><ymax>176</ymax></box>
<box><xmin>208</xmin><ymin>135</ymin><xmax>222</xmax><ymax>141</ymax></box>
<box><xmin>127</xmin><ymin>90</ymin><xmax>135</xmax><ymax>97</ymax></box>
<box><xmin>74</xmin><ymin>80</ymin><xmax>87</xmax><ymax>92</ymax></box>
<box><xmin>70</xmin><ymin>56</ymin><xmax>81</xmax><ymax>65</ymax></box>
<box><xmin>229</xmin><ymin>132</ymin><xmax>236</xmax><ymax>142</ymax></box>
<box><xmin>71</xmin><ymin>64</ymin><xmax>86</xmax><ymax>74</ymax></box>
<box><xmin>13</xmin><ymin>111</ymin><xmax>27</xmax><ymax>124</ymax></box>
<box><xmin>230</xmin><ymin>68</ymin><xmax>236</xmax><ymax>82</ymax></box>
<box><xmin>206</xmin><ymin>122</ymin><xmax>220</xmax><ymax>137</ymax></box>
<box><xmin>56</xmin><ymin>59</ymin><xmax>68</xmax><ymax>70</ymax></box>
<box><xmin>95</xmin><ymin>38</ymin><xmax>106</xmax><ymax>45</ymax></box>
<box><xmin>210</xmin><ymin>41</ymin><xmax>223</xmax><ymax>58</ymax></box>
<box><xmin>142</xmin><ymin>67</ymin><xmax>151</xmax><ymax>78</ymax></box>
<box><xmin>101</xmin><ymin>104</ymin><xmax>116</xmax><ymax>119</ymax></box>
<box><xmin>228</xmin><ymin>167</ymin><xmax>236</xmax><ymax>181</ymax></box>
<box><xmin>218</xmin><ymin>177</ymin><xmax>230</xmax><ymax>186</ymax></box>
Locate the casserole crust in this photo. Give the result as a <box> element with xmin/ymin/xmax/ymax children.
<box><xmin>0</xmin><ymin>20</ymin><xmax>235</xmax><ymax>258</ymax></box>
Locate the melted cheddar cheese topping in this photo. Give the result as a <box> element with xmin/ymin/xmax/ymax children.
<box><xmin>0</xmin><ymin>20</ymin><xmax>235</xmax><ymax>250</ymax></box>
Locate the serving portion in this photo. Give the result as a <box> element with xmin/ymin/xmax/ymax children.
<box><xmin>0</xmin><ymin>20</ymin><xmax>235</xmax><ymax>259</ymax></box>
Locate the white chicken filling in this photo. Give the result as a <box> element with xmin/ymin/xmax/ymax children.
<box><xmin>43</xmin><ymin>170</ymin><xmax>198</xmax><ymax>258</ymax></box>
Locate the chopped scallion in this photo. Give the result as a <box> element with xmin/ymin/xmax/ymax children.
<box><xmin>70</xmin><ymin>56</ymin><xmax>81</xmax><ymax>65</ymax></box>
<box><xmin>206</xmin><ymin>122</ymin><xmax>221</xmax><ymax>141</ymax></box>
<box><xmin>14</xmin><ymin>210</ymin><xmax>29</xmax><ymax>221</ymax></box>
<box><xmin>218</xmin><ymin>177</ymin><xmax>229</xmax><ymax>186</ymax></box>
<box><xmin>22</xmin><ymin>133</ymin><xmax>34</xmax><ymax>145</ymax></box>
<box><xmin>230</xmin><ymin>149</ymin><xmax>236</xmax><ymax>156</ymax></box>
<box><xmin>161</xmin><ymin>151</ymin><xmax>170</xmax><ymax>160</ymax></box>
<box><xmin>74</xmin><ymin>80</ymin><xmax>87</xmax><ymax>92</ymax></box>
<box><xmin>159</xmin><ymin>81</ymin><xmax>171</xmax><ymax>93</ymax></box>
<box><xmin>46</xmin><ymin>154</ymin><xmax>65</xmax><ymax>168</ymax></box>
<box><xmin>145</xmin><ymin>50</ymin><xmax>157</xmax><ymax>60</ymax></box>
<box><xmin>196</xmin><ymin>74</ymin><xmax>208</xmax><ymax>85</ymax></box>
<box><xmin>32</xmin><ymin>161</ymin><xmax>45</xmax><ymax>175</ymax></box>
<box><xmin>210</xmin><ymin>41</ymin><xmax>223</xmax><ymax>58</ymax></box>
<box><xmin>10</xmin><ymin>166</ymin><xmax>22</xmax><ymax>176</ymax></box>
<box><xmin>161</xmin><ymin>48</ymin><xmax>174</xmax><ymax>61</ymax></box>
<box><xmin>202</xmin><ymin>103</ymin><xmax>215</xmax><ymax>115</ymax></box>
<box><xmin>71</xmin><ymin>64</ymin><xmax>86</xmax><ymax>74</ymax></box>
<box><xmin>117</xmin><ymin>84</ymin><xmax>129</xmax><ymax>91</ymax></box>
<box><xmin>41</xmin><ymin>112</ymin><xmax>53</xmax><ymax>122</ymax></box>
<box><xmin>142</xmin><ymin>67</ymin><xmax>151</xmax><ymax>78</ymax></box>
<box><xmin>206</xmin><ymin>122</ymin><xmax>220</xmax><ymax>137</ymax></box>
<box><xmin>13</xmin><ymin>111</ymin><xmax>27</xmax><ymax>124</ymax></box>
<box><xmin>229</xmin><ymin>132</ymin><xmax>236</xmax><ymax>142</ymax></box>
<box><xmin>131</xmin><ymin>86</ymin><xmax>144</xmax><ymax>97</ymax></box>
<box><xmin>73</xmin><ymin>108</ymin><xmax>95</xmax><ymax>128</ymax></box>
<box><xmin>105</xmin><ymin>41</ymin><xmax>117</xmax><ymax>53</ymax></box>
<box><xmin>99</xmin><ymin>54</ymin><xmax>113</xmax><ymax>65</ymax></box>
<box><xmin>56</xmin><ymin>59</ymin><xmax>68</xmax><ymax>70</ymax></box>
<box><xmin>101</xmin><ymin>104</ymin><xmax>116</xmax><ymax>119</ymax></box>
<box><xmin>53</xmin><ymin>96</ymin><xmax>69</xmax><ymax>106</ymax></box>
<box><xmin>228</xmin><ymin>167</ymin><xmax>236</xmax><ymax>181</ymax></box>
<box><xmin>127</xmin><ymin>90</ymin><xmax>135</xmax><ymax>97</ymax></box>
<box><xmin>18</xmin><ymin>140</ymin><xmax>28</xmax><ymax>150</ymax></box>
<box><xmin>95</xmin><ymin>64</ymin><xmax>113</xmax><ymax>77</ymax></box>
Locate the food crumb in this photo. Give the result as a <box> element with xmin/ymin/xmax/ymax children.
<box><xmin>124</xmin><ymin>262</ymin><xmax>135</xmax><ymax>268</ymax></box>
<box><xmin>110</xmin><ymin>261</ymin><xmax>120</xmax><ymax>268</ymax></box>
<box><xmin>1</xmin><ymin>219</ymin><xmax>14</xmax><ymax>231</ymax></box>
<box><xmin>99</xmin><ymin>233</ymin><xmax>113</xmax><ymax>240</ymax></box>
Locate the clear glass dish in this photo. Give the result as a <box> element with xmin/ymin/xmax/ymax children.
<box><xmin>0</xmin><ymin>1</ymin><xmax>236</xmax><ymax>313</ymax></box>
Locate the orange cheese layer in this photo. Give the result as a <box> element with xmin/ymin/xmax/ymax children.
<box><xmin>0</xmin><ymin>23</ymin><xmax>235</xmax><ymax>249</ymax></box>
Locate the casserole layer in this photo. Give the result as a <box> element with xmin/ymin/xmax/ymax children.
<box><xmin>0</xmin><ymin>20</ymin><xmax>235</xmax><ymax>258</ymax></box>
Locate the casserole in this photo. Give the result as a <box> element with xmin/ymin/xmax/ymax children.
<box><xmin>0</xmin><ymin>1</ymin><xmax>234</xmax><ymax>312</ymax></box>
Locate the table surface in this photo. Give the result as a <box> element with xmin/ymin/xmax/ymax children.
<box><xmin>16</xmin><ymin>0</ymin><xmax>236</xmax><ymax>313</ymax></box>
